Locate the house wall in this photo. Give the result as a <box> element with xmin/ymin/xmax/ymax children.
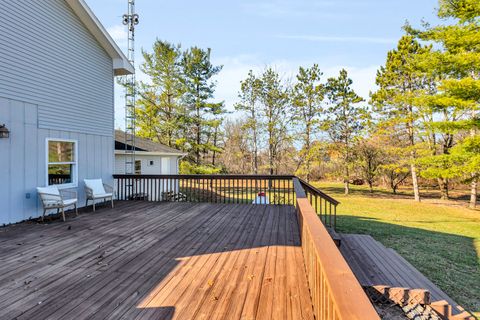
<box><xmin>114</xmin><ymin>154</ymin><xmax>180</xmax><ymax>201</ymax></box>
<box><xmin>0</xmin><ymin>0</ymin><xmax>114</xmax><ymax>136</ymax></box>
<box><xmin>114</xmin><ymin>154</ymin><xmax>179</xmax><ymax>175</ymax></box>
<box><xmin>0</xmin><ymin>0</ymin><xmax>116</xmax><ymax>224</ymax></box>
<box><xmin>0</xmin><ymin>99</ymin><xmax>114</xmax><ymax>225</ymax></box>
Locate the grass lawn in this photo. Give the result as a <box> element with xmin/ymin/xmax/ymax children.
<box><xmin>313</xmin><ymin>182</ymin><xmax>480</xmax><ymax>315</ymax></box>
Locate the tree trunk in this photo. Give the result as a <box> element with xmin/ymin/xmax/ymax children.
<box><xmin>369</xmin><ymin>181</ymin><xmax>373</xmax><ymax>193</ymax></box>
<box><xmin>438</xmin><ymin>178</ymin><xmax>449</xmax><ymax>200</ymax></box>
<box><xmin>470</xmin><ymin>178</ymin><xmax>477</xmax><ymax>209</ymax></box>
<box><xmin>344</xmin><ymin>166</ymin><xmax>350</xmax><ymax>195</ymax></box>
<box><xmin>411</xmin><ymin>162</ymin><xmax>421</xmax><ymax>202</ymax></box>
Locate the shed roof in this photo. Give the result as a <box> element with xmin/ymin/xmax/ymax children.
<box><xmin>115</xmin><ymin>130</ymin><xmax>186</xmax><ymax>156</ymax></box>
<box><xmin>65</xmin><ymin>0</ymin><xmax>134</xmax><ymax>75</ymax></box>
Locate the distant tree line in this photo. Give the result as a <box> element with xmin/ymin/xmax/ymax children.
<box><xmin>134</xmin><ymin>0</ymin><xmax>479</xmax><ymax>208</ymax></box>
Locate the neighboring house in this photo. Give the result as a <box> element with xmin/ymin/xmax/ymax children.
<box><xmin>114</xmin><ymin>130</ymin><xmax>185</xmax><ymax>175</ymax></box>
<box><xmin>0</xmin><ymin>0</ymin><xmax>133</xmax><ymax>224</ymax></box>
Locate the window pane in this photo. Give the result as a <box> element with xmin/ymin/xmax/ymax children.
<box><xmin>135</xmin><ymin>160</ymin><xmax>142</xmax><ymax>174</ymax></box>
<box><xmin>48</xmin><ymin>141</ymin><xmax>74</xmax><ymax>163</ymax></box>
<box><xmin>48</xmin><ymin>164</ymin><xmax>73</xmax><ymax>185</ymax></box>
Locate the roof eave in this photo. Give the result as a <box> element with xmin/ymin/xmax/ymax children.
<box><xmin>65</xmin><ymin>0</ymin><xmax>134</xmax><ymax>76</ymax></box>
<box><xmin>115</xmin><ymin>150</ymin><xmax>187</xmax><ymax>157</ymax></box>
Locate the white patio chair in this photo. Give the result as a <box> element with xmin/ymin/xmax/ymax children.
<box><xmin>37</xmin><ymin>186</ymin><xmax>78</xmax><ymax>222</ymax></box>
<box><xmin>84</xmin><ymin>179</ymin><xmax>114</xmax><ymax>212</ymax></box>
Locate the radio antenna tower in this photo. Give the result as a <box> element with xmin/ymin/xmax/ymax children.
<box><xmin>122</xmin><ymin>0</ymin><xmax>139</xmax><ymax>174</ymax></box>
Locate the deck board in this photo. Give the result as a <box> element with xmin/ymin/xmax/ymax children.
<box><xmin>340</xmin><ymin>233</ymin><xmax>462</xmax><ymax>314</ymax></box>
<box><xmin>0</xmin><ymin>202</ymin><xmax>314</xmax><ymax>320</ymax></box>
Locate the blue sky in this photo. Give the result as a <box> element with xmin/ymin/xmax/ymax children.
<box><xmin>85</xmin><ymin>0</ymin><xmax>440</xmax><ymax>127</ymax></box>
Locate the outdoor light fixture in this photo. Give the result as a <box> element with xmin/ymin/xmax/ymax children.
<box><xmin>0</xmin><ymin>124</ymin><xmax>9</xmax><ymax>139</ymax></box>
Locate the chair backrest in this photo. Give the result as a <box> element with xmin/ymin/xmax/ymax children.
<box><xmin>84</xmin><ymin>179</ymin><xmax>106</xmax><ymax>195</ymax></box>
<box><xmin>37</xmin><ymin>186</ymin><xmax>61</xmax><ymax>204</ymax></box>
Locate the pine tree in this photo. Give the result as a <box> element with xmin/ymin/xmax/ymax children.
<box><xmin>235</xmin><ymin>71</ymin><xmax>262</xmax><ymax>174</ymax></box>
<box><xmin>292</xmin><ymin>64</ymin><xmax>325</xmax><ymax>182</ymax></box>
<box><xmin>371</xmin><ymin>35</ymin><xmax>432</xmax><ymax>201</ymax></box>
<box><xmin>410</xmin><ymin>0</ymin><xmax>480</xmax><ymax>207</ymax></box>
<box><xmin>136</xmin><ymin>40</ymin><xmax>185</xmax><ymax>147</ymax></box>
<box><xmin>181</xmin><ymin>47</ymin><xmax>224</xmax><ymax>165</ymax></box>
<box><xmin>323</xmin><ymin>69</ymin><xmax>366</xmax><ymax>195</ymax></box>
<box><xmin>258</xmin><ymin>68</ymin><xmax>292</xmax><ymax>175</ymax></box>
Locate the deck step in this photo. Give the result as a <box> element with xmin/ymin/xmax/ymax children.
<box><xmin>451</xmin><ymin>311</ymin><xmax>477</xmax><ymax>320</ymax></box>
<box><xmin>431</xmin><ymin>300</ymin><xmax>452</xmax><ymax>319</ymax></box>
<box><xmin>367</xmin><ymin>285</ymin><xmax>430</xmax><ymax>305</ymax></box>
<box><xmin>339</xmin><ymin>233</ymin><xmax>472</xmax><ymax>318</ymax></box>
<box><xmin>326</xmin><ymin>227</ymin><xmax>341</xmax><ymax>247</ymax></box>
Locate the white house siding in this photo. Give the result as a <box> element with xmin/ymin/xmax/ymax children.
<box><xmin>0</xmin><ymin>0</ymin><xmax>114</xmax><ymax>136</ymax></box>
<box><xmin>114</xmin><ymin>154</ymin><xmax>180</xmax><ymax>201</ymax></box>
<box><xmin>0</xmin><ymin>0</ymin><xmax>116</xmax><ymax>224</ymax></box>
<box><xmin>0</xmin><ymin>98</ymin><xmax>114</xmax><ymax>225</ymax></box>
<box><xmin>115</xmin><ymin>154</ymin><xmax>179</xmax><ymax>175</ymax></box>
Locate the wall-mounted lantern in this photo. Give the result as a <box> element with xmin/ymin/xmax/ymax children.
<box><xmin>0</xmin><ymin>124</ymin><xmax>10</xmax><ymax>139</ymax></box>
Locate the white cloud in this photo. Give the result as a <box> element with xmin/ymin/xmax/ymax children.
<box><xmin>277</xmin><ymin>34</ymin><xmax>397</xmax><ymax>45</ymax></box>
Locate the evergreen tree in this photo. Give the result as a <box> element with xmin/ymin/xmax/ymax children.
<box><xmin>371</xmin><ymin>36</ymin><xmax>432</xmax><ymax>201</ymax></box>
<box><xmin>235</xmin><ymin>71</ymin><xmax>262</xmax><ymax>174</ymax></box>
<box><xmin>136</xmin><ymin>40</ymin><xmax>185</xmax><ymax>147</ymax></box>
<box><xmin>181</xmin><ymin>47</ymin><xmax>224</xmax><ymax>165</ymax></box>
<box><xmin>292</xmin><ymin>64</ymin><xmax>326</xmax><ymax>182</ymax></box>
<box><xmin>410</xmin><ymin>0</ymin><xmax>480</xmax><ymax>207</ymax></box>
<box><xmin>258</xmin><ymin>68</ymin><xmax>292</xmax><ymax>175</ymax></box>
<box><xmin>323</xmin><ymin>69</ymin><xmax>366</xmax><ymax>195</ymax></box>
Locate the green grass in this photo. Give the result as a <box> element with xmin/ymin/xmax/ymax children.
<box><xmin>312</xmin><ymin>182</ymin><xmax>480</xmax><ymax>314</ymax></box>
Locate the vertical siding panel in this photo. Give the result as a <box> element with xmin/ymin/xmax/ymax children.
<box><xmin>0</xmin><ymin>98</ymin><xmax>11</xmax><ymax>224</ymax></box>
<box><xmin>77</xmin><ymin>133</ymin><xmax>88</xmax><ymax>207</ymax></box>
<box><xmin>37</xmin><ymin>129</ymin><xmax>49</xmax><ymax>189</ymax></box>
<box><xmin>105</xmin><ymin>136</ymin><xmax>114</xmax><ymax>186</ymax></box>
<box><xmin>9</xmin><ymin>101</ymin><xmax>25</xmax><ymax>223</ymax></box>
<box><xmin>24</xmin><ymin>103</ymin><xmax>38</xmax><ymax>219</ymax></box>
<box><xmin>87</xmin><ymin>134</ymin><xmax>95</xmax><ymax>179</ymax></box>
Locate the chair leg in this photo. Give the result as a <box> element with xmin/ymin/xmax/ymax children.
<box><xmin>42</xmin><ymin>209</ymin><xmax>46</xmax><ymax>222</ymax></box>
<box><xmin>111</xmin><ymin>197</ymin><xmax>114</xmax><ymax>208</ymax></box>
<box><xmin>93</xmin><ymin>200</ymin><xmax>96</xmax><ymax>212</ymax></box>
<box><xmin>61</xmin><ymin>208</ymin><xmax>65</xmax><ymax>222</ymax></box>
<box><xmin>75</xmin><ymin>204</ymin><xmax>78</xmax><ymax>216</ymax></box>
<box><xmin>86</xmin><ymin>198</ymin><xmax>89</xmax><ymax>207</ymax></box>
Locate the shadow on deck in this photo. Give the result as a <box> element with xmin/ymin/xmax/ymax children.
<box><xmin>0</xmin><ymin>201</ymin><xmax>314</xmax><ymax>320</ymax></box>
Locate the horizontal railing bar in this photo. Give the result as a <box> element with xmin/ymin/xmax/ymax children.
<box><xmin>298</xmin><ymin>178</ymin><xmax>340</xmax><ymax>205</ymax></box>
<box><xmin>113</xmin><ymin>174</ymin><xmax>295</xmax><ymax>180</ymax></box>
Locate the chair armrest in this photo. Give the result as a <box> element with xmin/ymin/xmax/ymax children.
<box><xmin>85</xmin><ymin>185</ymin><xmax>94</xmax><ymax>198</ymax></box>
<box><xmin>103</xmin><ymin>184</ymin><xmax>114</xmax><ymax>194</ymax></box>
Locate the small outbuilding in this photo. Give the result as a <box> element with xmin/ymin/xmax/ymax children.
<box><xmin>114</xmin><ymin>130</ymin><xmax>185</xmax><ymax>175</ymax></box>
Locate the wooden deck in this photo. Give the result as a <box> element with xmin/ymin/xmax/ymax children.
<box><xmin>340</xmin><ymin>234</ymin><xmax>470</xmax><ymax>318</ymax></box>
<box><xmin>0</xmin><ymin>201</ymin><xmax>314</xmax><ymax>320</ymax></box>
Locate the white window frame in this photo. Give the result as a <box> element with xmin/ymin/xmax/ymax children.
<box><xmin>46</xmin><ymin>138</ymin><xmax>78</xmax><ymax>188</ymax></box>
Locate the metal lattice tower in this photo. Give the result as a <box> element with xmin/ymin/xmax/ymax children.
<box><xmin>122</xmin><ymin>0</ymin><xmax>139</xmax><ymax>174</ymax></box>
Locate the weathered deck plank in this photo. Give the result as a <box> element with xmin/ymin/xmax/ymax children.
<box><xmin>0</xmin><ymin>202</ymin><xmax>314</xmax><ymax>320</ymax></box>
<box><xmin>340</xmin><ymin>233</ymin><xmax>463</xmax><ymax>314</ymax></box>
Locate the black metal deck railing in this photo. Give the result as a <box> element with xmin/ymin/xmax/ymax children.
<box><xmin>112</xmin><ymin>174</ymin><xmax>339</xmax><ymax>229</ymax></box>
